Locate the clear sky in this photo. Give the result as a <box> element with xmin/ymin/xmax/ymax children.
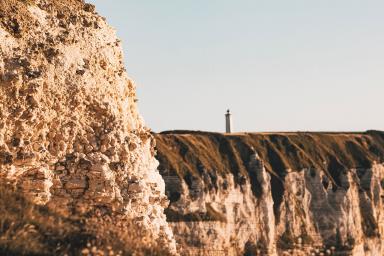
<box><xmin>88</xmin><ymin>0</ymin><xmax>384</xmax><ymax>133</ymax></box>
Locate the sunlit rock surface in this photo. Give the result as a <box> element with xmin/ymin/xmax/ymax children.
<box><xmin>0</xmin><ymin>0</ymin><xmax>175</xmax><ymax>252</ymax></box>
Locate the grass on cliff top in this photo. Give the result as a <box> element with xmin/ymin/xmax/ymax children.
<box><xmin>156</xmin><ymin>130</ymin><xmax>384</xmax><ymax>183</ymax></box>
<box><xmin>0</xmin><ymin>184</ymin><xmax>171</xmax><ymax>256</ymax></box>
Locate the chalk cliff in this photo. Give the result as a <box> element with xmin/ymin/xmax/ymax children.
<box><xmin>155</xmin><ymin>131</ymin><xmax>384</xmax><ymax>255</ymax></box>
<box><xmin>2</xmin><ymin>1</ymin><xmax>383</xmax><ymax>255</ymax></box>
<box><xmin>0</xmin><ymin>0</ymin><xmax>175</xmax><ymax>253</ymax></box>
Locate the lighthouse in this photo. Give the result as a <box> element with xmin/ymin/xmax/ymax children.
<box><xmin>225</xmin><ymin>109</ymin><xmax>233</xmax><ymax>133</ymax></box>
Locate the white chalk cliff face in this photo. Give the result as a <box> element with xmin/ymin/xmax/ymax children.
<box><xmin>0</xmin><ymin>0</ymin><xmax>175</xmax><ymax>252</ymax></box>
<box><xmin>155</xmin><ymin>132</ymin><xmax>384</xmax><ymax>256</ymax></box>
<box><xmin>167</xmin><ymin>153</ymin><xmax>277</xmax><ymax>255</ymax></box>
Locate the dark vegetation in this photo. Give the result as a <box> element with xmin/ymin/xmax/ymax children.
<box><xmin>0</xmin><ymin>184</ymin><xmax>171</xmax><ymax>256</ymax></box>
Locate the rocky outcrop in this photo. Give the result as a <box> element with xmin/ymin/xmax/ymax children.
<box><xmin>155</xmin><ymin>131</ymin><xmax>384</xmax><ymax>255</ymax></box>
<box><xmin>0</xmin><ymin>0</ymin><xmax>175</xmax><ymax>252</ymax></box>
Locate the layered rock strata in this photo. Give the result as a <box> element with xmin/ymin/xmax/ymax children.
<box><xmin>0</xmin><ymin>0</ymin><xmax>175</xmax><ymax>252</ymax></box>
<box><xmin>155</xmin><ymin>131</ymin><xmax>384</xmax><ymax>255</ymax></box>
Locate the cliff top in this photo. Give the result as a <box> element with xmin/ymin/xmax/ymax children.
<box><xmin>155</xmin><ymin>130</ymin><xmax>384</xmax><ymax>187</ymax></box>
<box><xmin>0</xmin><ymin>0</ymin><xmax>87</xmax><ymax>35</ymax></box>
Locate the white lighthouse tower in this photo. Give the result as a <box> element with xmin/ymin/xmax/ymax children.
<box><xmin>225</xmin><ymin>109</ymin><xmax>233</xmax><ymax>133</ymax></box>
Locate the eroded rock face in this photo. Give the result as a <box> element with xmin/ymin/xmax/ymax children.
<box><xmin>155</xmin><ymin>131</ymin><xmax>384</xmax><ymax>255</ymax></box>
<box><xmin>0</xmin><ymin>0</ymin><xmax>175</xmax><ymax>252</ymax></box>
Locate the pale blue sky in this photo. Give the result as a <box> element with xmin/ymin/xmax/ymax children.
<box><xmin>88</xmin><ymin>0</ymin><xmax>384</xmax><ymax>132</ymax></box>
